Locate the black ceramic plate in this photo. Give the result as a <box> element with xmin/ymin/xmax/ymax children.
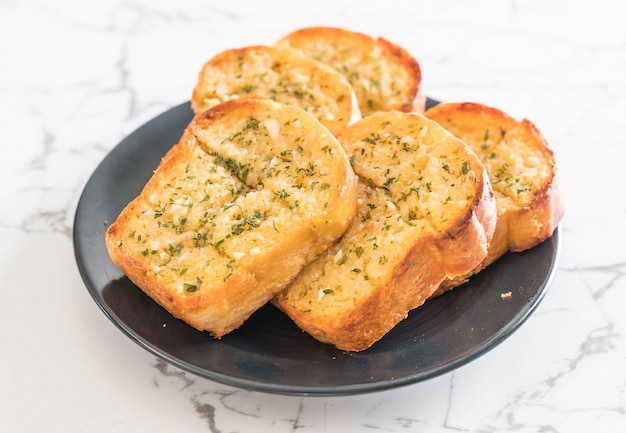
<box><xmin>73</xmin><ymin>99</ymin><xmax>560</xmax><ymax>396</ymax></box>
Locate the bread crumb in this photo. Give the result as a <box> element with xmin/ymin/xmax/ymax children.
<box><xmin>501</xmin><ymin>291</ymin><xmax>512</xmax><ymax>299</ymax></box>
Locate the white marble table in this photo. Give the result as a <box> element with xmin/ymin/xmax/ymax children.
<box><xmin>2</xmin><ymin>0</ymin><xmax>625</xmax><ymax>431</ymax></box>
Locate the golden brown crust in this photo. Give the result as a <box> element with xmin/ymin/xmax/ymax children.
<box><xmin>106</xmin><ymin>96</ymin><xmax>358</xmax><ymax>337</ymax></box>
<box><xmin>273</xmin><ymin>111</ymin><xmax>496</xmax><ymax>351</ymax></box>
<box><xmin>426</xmin><ymin>102</ymin><xmax>564</xmax><ymax>295</ymax></box>
<box><xmin>191</xmin><ymin>45</ymin><xmax>360</xmax><ymax>136</ymax></box>
<box><xmin>276</xmin><ymin>27</ymin><xmax>424</xmax><ymax>116</ymax></box>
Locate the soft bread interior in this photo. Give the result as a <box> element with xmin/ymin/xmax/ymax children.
<box><xmin>274</xmin><ymin>111</ymin><xmax>496</xmax><ymax>351</ymax></box>
<box><xmin>106</xmin><ymin>97</ymin><xmax>358</xmax><ymax>337</ymax></box>
<box><xmin>276</xmin><ymin>27</ymin><xmax>424</xmax><ymax>116</ymax></box>
<box><xmin>191</xmin><ymin>45</ymin><xmax>361</xmax><ymax>136</ymax></box>
<box><xmin>426</xmin><ymin>102</ymin><xmax>564</xmax><ymax>295</ymax></box>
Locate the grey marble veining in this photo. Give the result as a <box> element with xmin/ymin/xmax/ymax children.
<box><xmin>1</xmin><ymin>0</ymin><xmax>625</xmax><ymax>431</ymax></box>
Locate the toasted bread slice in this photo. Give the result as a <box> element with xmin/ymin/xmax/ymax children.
<box><xmin>426</xmin><ymin>102</ymin><xmax>564</xmax><ymax>295</ymax></box>
<box><xmin>105</xmin><ymin>97</ymin><xmax>358</xmax><ymax>338</ymax></box>
<box><xmin>273</xmin><ymin>111</ymin><xmax>496</xmax><ymax>351</ymax></box>
<box><xmin>191</xmin><ymin>45</ymin><xmax>360</xmax><ymax>136</ymax></box>
<box><xmin>276</xmin><ymin>26</ymin><xmax>425</xmax><ymax>117</ymax></box>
